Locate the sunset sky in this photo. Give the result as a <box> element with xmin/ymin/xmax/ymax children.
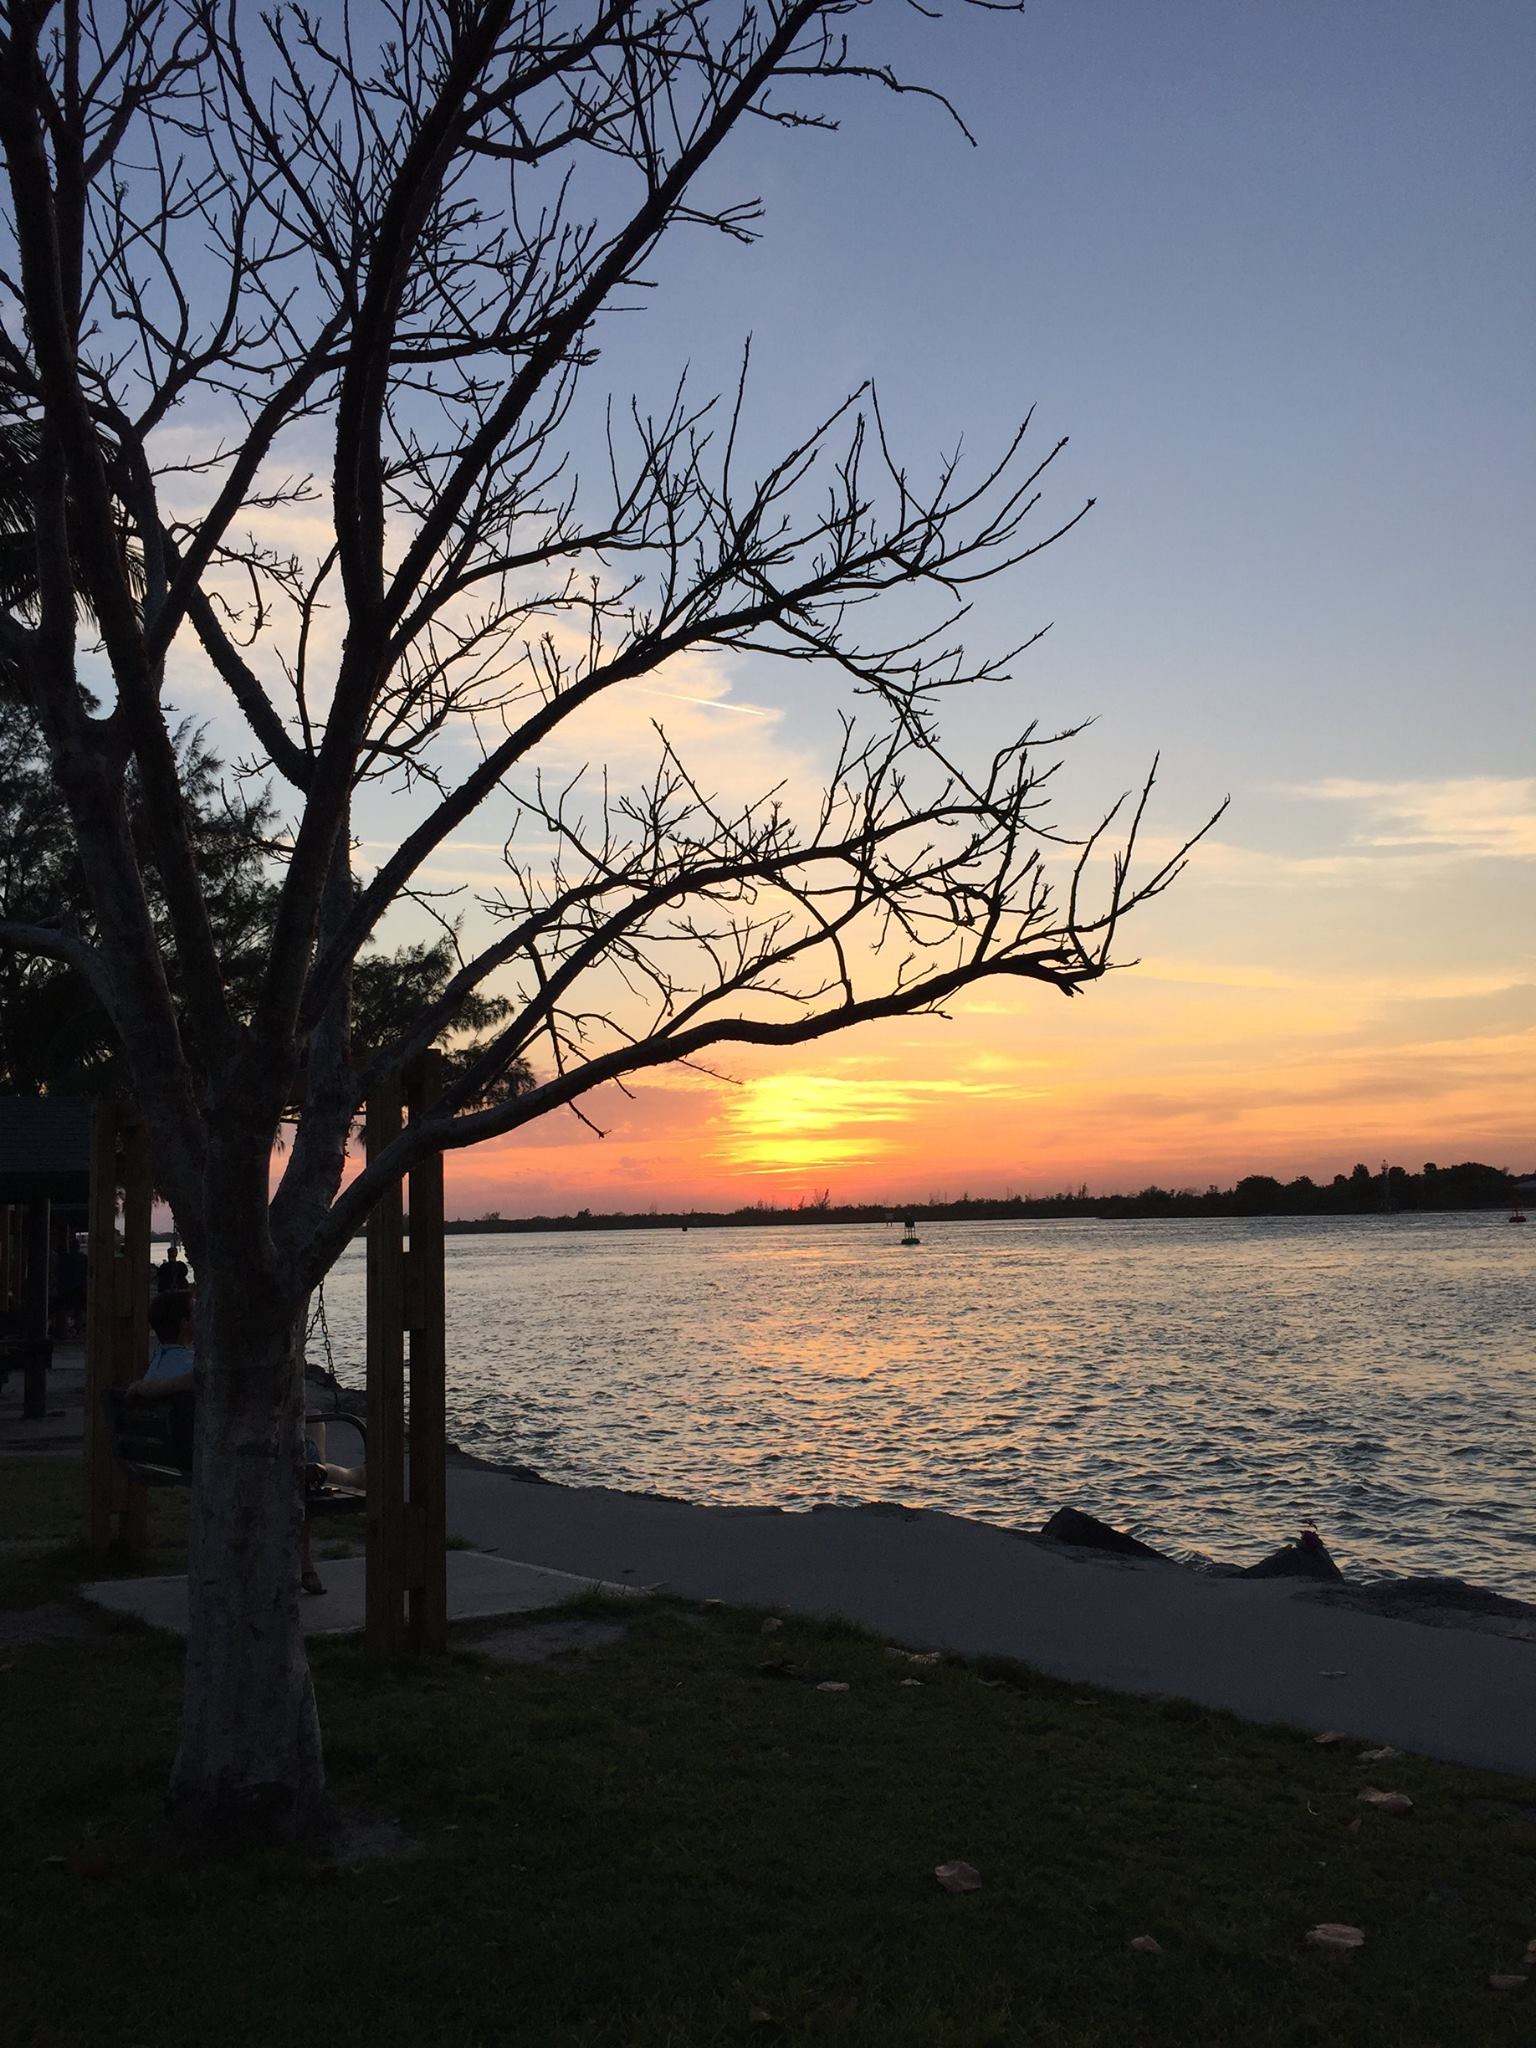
<box><xmin>186</xmin><ymin>2</ymin><xmax>1536</xmax><ymax>1216</ymax></box>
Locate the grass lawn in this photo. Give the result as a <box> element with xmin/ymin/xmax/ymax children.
<box><xmin>2</xmin><ymin>1458</ymin><xmax>1534</xmax><ymax>2047</ymax></box>
<box><xmin>0</xmin><ymin>1453</ymin><xmax>190</xmax><ymax>1604</ymax></box>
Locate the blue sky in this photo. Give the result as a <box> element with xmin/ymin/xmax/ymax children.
<box><xmin>445</xmin><ymin>0</ymin><xmax>1536</xmax><ymax>1207</ymax></box>
<box><xmin>156</xmin><ymin>0</ymin><xmax>1534</xmax><ymax>1206</ymax></box>
<box><xmin>611</xmin><ymin>0</ymin><xmax>1533</xmax><ymax>788</ymax></box>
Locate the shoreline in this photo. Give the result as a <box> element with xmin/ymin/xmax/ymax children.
<box><xmin>8</xmin><ymin>1349</ymin><xmax>1526</xmax><ymax>1617</ymax></box>
<box><xmin>430</xmin><ymin>1187</ymin><xmax>1531</xmax><ymax>1228</ymax></box>
<box><xmin>440</xmin><ymin>1450</ymin><xmax>1536</xmax><ymax>1775</ymax></box>
<box><xmin>345</xmin><ymin>1209</ymin><xmax>1533</xmax><ymax>1609</ymax></box>
<box><xmin>443</xmin><ymin>1441</ymin><xmax>1536</xmax><ymax>1639</ymax></box>
<box><xmin>9</xmin><ymin>1374</ymin><xmax>1535</xmax><ymax>1770</ymax></box>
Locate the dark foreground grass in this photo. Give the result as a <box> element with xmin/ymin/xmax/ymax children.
<box><xmin>0</xmin><ymin>1457</ymin><xmax>358</xmax><ymax>1605</ymax></box>
<box><xmin>2</xmin><ymin>1463</ymin><xmax>1534</xmax><ymax>2047</ymax></box>
<box><xmin>0</xmin><ymin>1455</ymin><xmax>190</xmax><ymax>1605</ymax></box>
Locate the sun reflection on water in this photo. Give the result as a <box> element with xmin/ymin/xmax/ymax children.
<box><xmin>321</xmin><ymin>1214</ymin><xmax>1536</xmax><ymax>1596</ymax></box>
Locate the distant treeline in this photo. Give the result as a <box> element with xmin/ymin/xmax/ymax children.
<box><xmin>448</xmin><ymin>1160</ymin><xmax>1528</xmax><ymax>1234</ymax></box>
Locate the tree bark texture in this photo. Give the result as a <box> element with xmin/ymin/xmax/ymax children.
<box><xmin>169</xmin><ymin>1229</ymin><xmax>320</xmax><ymax>1834</ymax></box>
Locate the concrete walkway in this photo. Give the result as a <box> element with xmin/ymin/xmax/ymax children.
<box><xmin>19</xmin><ymin>1349</ymin><xmax>1536</xmax><ymax>1777</ymax></box>
<box><xmin>445</xmin><ymin>1462</ymin><xmax>1536</xmax><ymax>1779</ymax></box>
<box><xmin>81</xmin><ymin>1549</ymin><xmax>637</xmax><ymax>1637</ymax></box>
<box><xmin>0</xmin><ymin>1340</ymin><xmax>86</xmax><ymax>1457</ymax></box>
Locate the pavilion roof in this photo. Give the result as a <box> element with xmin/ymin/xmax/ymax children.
<box><xmin>0</xmin><ymin>1096</ymin><xmax>93</xmax><ymax>1205</ymax></box>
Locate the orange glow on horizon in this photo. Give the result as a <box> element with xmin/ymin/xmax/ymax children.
<box><xmin>341</xmin><ymin>789</ymin><xmax>1536</xmax><ymax>1220</ymax></box>
<box><xmin>434</xmin><ymin>1024</ymin><xmax>1534</xmax><ymax>1217</ymax></box>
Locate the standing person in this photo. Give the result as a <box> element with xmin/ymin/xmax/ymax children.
<box><xmin>154</xmin><ymin>1242</ymin><xmax>189</xmax><ymax>1292</ymax></box>
<box><xmin>56</xmin><ymin>1241</ymin><xmax>88</xmax><ymax>1335</ymax></box>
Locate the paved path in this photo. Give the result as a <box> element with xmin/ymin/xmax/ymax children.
<box><xmin>16</xmin><ymin>1361</ymin><xmax>1535</xmax><ymax>1778</ymax></box>
<box><xmin>445</xmin><ymin>1463</ymin><xmax>1536</xmax><ymax>1779</ymax></box>
<box><xmin>81</xmin><ymin>1551</ymin><xmax>636</xmax><ymax>1637</ymax></box>
<box><xmin>0</xmin><ymin>1341</ymin><xmax>86</xmax><ymax>1457</ymax></box>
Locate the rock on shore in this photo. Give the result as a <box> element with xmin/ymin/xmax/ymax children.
<box><xmin>1039</xmin><ymin>1506</ymin><xmax>1169</xmax><ymax>1561</ymax></box>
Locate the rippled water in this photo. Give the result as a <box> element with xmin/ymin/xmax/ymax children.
<box><xmin>318</xmin><ymin>1213</ymin><xmax>1536</xmax><ymax>1596</ymax></box>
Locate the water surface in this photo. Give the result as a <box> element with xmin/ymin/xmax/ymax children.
<box><xmin>318</xmin><ymin>1213</ymin><xmax>1535</xmax><ymax>1595</ymax></box>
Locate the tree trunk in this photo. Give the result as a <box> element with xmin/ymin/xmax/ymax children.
<box><xmin>169</xmin><ymin>1249</ymin><xmax>323</xmax><ymax>1836</ymax></box>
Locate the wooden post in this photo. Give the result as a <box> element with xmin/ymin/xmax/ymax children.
<box><xmin>365</xmin><ymin>1072</ymin><xmax>407</xmax><ymax>1657</ymax></box>
<box><xmin>85</xmin><ymin>1107</ymin><xmax>117</xmax><ymax>1559</ymax></box>
<box><xmin>363</xmin><ymin>1060</ymin><xmax>449</xmax><ymax>1659</ymax></box>
<box><xmin>405</xmin><ymin>1053</ymin><xmax>447</xmax><ymax>1653</ymax></box>
<box><xmin>84</xmin><ymin>1103</ymin><xmax>150</xmax><ymax>1563</ymax></box>
<box><xmin>0</xmin><ymin>1201</ymin><xmax>14</xmax><ymax>1315</ymax></box>
<box><xmin>20</xmin><ymin>1196</ymin><xmax>50</xmax><ymax>1417</ymax></box>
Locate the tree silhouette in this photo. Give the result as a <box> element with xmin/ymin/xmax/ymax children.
<box><xmin>0</xmin><ymin>0</ymin><xmax>1214</xmax><ymax>1833</ymax></box>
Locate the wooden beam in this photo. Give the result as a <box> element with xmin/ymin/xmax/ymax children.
<box><xmin>85</xmin><ymin>1103</ymin><xmax>118</xmax><ymax>1559</ymax></box>
<box><xmin>405</xmin><ymin>1052</ymin><xmax>447</xmax><ymax>1654</ymax></box>
<box><xmin>0</xmin><ymin>1202</ymin><xmax>14</xmax><ymax>1315</ymax></box>
<box><xmin>365</xmin><ymin>1072</ymin><xmax>407</xmax><ymax>1658</ymax></box>
<box><xmin>118</xmin><ymin>1116</ymin><xmax>150</xmax><ymax>1561</ymax></box>
<box><xmin>84</xmin><ymin>1104</ymin><xmax>149</xmax><ymax>1562</ymax></box>
<box><xmin>19</xmin><ymin>1196</ymin><xmax>50</xmax><ymax>1417</ymax></box>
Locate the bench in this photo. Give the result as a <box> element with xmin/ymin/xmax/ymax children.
<box><xmin>102</xmin><ymin>1389</ymin><xmax>368</xmax><ymax>1514</ymax></box>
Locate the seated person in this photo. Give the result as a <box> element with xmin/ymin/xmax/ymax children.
<box><xmin>128</xmin><ymin>1291</ymin><xmax>363</xmax><ymax>1596</ymax></box>
<box><xmin>126</xmin><ymin>1288</ymin><xmax>197</xmax><ymax>1466</ymax></box>
<box><xmin>299</xmin><ymin>1426</ymin><xmax>367</xmax><ymax>1596</ymax></box>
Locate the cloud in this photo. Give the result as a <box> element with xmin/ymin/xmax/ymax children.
<box><xmin>1341</xmin><ymin>983</ymin><xmax>1536</xmax><ymax>1051</ymax></box>
<box><xmin>150</xmin><ymin>416</ymin><xmax>828</xmax><ymax>828</ymax></box>
<box><xmin>1146</xmin><ymin>835</ymin><xmax>1476</xmax><ymax>889</ymax></box>
<box><xmin>1286</xmin><ymin>777</ymin><xmax>1536</xmax><ymax>861</ymax></box>
<box><xmin>532</xmin><ymin>644</ymin><xmax>816</xmax><ymax>805</ymax></box>
<box><xmin>1087</xmin><ymin>1055</ymin><xmax>1522</xmax><ymax>1124</ymax></box>
<box><xmin>1115</xmin><ymin>834</ymin><xmax>1369</xmax><ymax>889</ymax></box>
<box><xmin>1131</xmin><ymin>955</ymin><xmax>1302</xmax><ymax>991</ymax></box>
<box><xmin>1127</xmin><ymin>778</ymin><xmax>1536</xmax><ymax>897</ymax></box>
<box><xmin>713</xmin><ymin>1068</ymin><xmax>1037</xmax><ymax>1173</ymax></box>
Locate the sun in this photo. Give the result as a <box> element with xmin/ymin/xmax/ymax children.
<box><xmin>714</xmin><ymin>1074</ymin><xmax>896</xmax><ymax>1176</ymax></box>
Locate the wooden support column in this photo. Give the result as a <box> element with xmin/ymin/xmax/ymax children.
<box><xmin>20</xmin><ymin>1196</ymin><xmax>50</xmax><ymax>1417</ymax></box>
<box><xmin>365</xmin><ymin>1060</ymin><xmax>449</xmax><ymax>1659</ymax></box>
<box><xmin>405</xmin><ymin>1053</ymin><xmax>448</xmax><ymax>1654</ymax></box>
<box><xmin>365</xmin><ymin>1072</ymin><xmax>407</xmax><ymax>1657</ymax></box>
<box><xmin>84</xmin><ymin>1104</ymin><xmax>150</xmax><ymax>1562</ymax></box>
<box><xmin>0</xmin><ymin>1203</ymin><xmax>14</xmax><ymax>1315</ymax></box>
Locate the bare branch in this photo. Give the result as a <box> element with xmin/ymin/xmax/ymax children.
<box><xmin>0</xmin><ymin>0</ymin><xmax>1213</xmax><ymax>1297</ymax></box>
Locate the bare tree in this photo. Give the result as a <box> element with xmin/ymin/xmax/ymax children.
<box><xmin>0</xmin><ymin>0</ymin><xmax>1215</xmax><ymax>1833</ymax></box>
